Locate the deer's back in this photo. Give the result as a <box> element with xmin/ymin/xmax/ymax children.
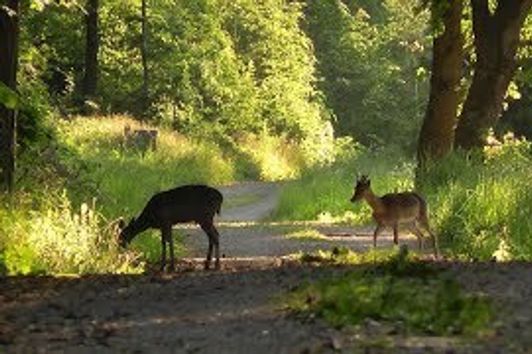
<box><xmin>375</xmin><ymin>192</ymin><xmax>426</xmax><ymax>224</ymax></box>
<box><xmin>143</xmin><ymin>185</ymin><xmax>223</xmax><ymax>226</ymax></box>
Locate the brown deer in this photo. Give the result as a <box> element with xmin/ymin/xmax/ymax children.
<box><xmin>119</xmin><ymin>185</ymin><xmax>223</xmax><ymax>271</ymax></box>
<box><xmin>350</xmin><ymin>175</ymin><xmax>439</xmax><ymax>256</ymax></box>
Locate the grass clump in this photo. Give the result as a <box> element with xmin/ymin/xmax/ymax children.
<box><xmin>286</xmin><ymin>249</ymin><xmax>492</xmax><ymax>336</ymax></box>
<box><xmin>1</xmin><ymin>193</ymin><xmax>143</xmax><ymax>275</ymax></box>
<box><xmin>285</xmin><ymin>228</ymin><xmax>328</xmax><ymax>241</ymax></box>
<box><xmin>297</xmin><ymin>246</ymin><xmax>410</xmax><ymax>266</ymax></box>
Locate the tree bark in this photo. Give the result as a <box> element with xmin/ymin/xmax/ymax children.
<box><xmin>454</xmin><ymin>0</ymin><xmax>532</xmax><ymax>150</ymax></box>
<box><xmin>417</xmin><ymin>0</ymin><xmax>464</xmax><ymax>169</ymax></box>
<box><xmin>82</xmin><ymin>0</ymin><xmax>99</xmax><ymax>99</ymax></box>
<box><xmin>0</xmin><ymin>0</ymin><xmax>19</xmax><ymax>194</ymax></box>
<box><xmin>140</xmin><ymin>0</ymin><xmax>149</xmax><ymax>117</ymax></box>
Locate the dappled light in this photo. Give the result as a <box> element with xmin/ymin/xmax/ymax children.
<box><xmin>1</xmin><ymin>0</ymin><xmax>531</xmax><ymax>352</ymax></box>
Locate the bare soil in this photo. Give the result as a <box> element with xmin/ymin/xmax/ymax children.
<box><xmin>1</xmin><ymin>182</ymin><xmax>532</xmax><ymax>353</ymax></box>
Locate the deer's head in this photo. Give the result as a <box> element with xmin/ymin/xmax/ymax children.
<box><xmin>351</xmin><ymin>175</ymin><xmax>371</xmax><ymax>202</ymax></box>
<box><xmin>117</xmin><ymin>217</ymin><xmax>137</xmax><ymax>247</ymax></box>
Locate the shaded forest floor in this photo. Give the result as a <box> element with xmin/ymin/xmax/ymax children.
<box><xmin>1</xmin><ymin>182</ymin><xmax>532</xmax><ymax>353</ymax></box>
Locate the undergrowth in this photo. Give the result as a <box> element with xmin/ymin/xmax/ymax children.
<box><xmin>419</xmin><ymin>135</ymin><xmax>532</xmax><ymax>261</ymax></box>
<box><xmin>0</xmin><ymin>114</ymin><xmax>313</xmax><ymax>275</ymax></box>
<box><xmin>286</xmin><ymin>248</ymin><xmax>492</xmax><ymax>336</ymax></box>
<box><xmin>274</xmin><ymin>136</ymin><xmax>532</xmax><ymax>261</ymax></box>
<box><xmin>272</xmin><ymin>147</ymin><xmax>414</xmax><ymax>222</ymax></box>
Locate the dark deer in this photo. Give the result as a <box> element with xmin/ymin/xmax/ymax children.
<box><xmin>350</xmin><ymin>175</ymin><xmax>439</xmax><ymax>256</ymax></box>
<box><xmin>119</xmin><ymin>185</ymin><xmax>223</xmax><ymax>271</ymax></box>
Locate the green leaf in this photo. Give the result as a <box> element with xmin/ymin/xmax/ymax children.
<box><xmin>0</xmin><ymin>82</ymin><xmax>20</xmax><ymax>109</ymax></box>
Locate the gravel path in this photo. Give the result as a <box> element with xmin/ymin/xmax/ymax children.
<box><xmin>2</xmin><ymin>182</ymin><xmax>532</xmax><ymax>353</ymax></box>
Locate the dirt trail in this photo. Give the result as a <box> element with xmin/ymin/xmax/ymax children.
<box><xmin>2</xmin><ymin>182</ymin><xmax>532</xmax><ymax>353</ymax></box>
<box><xmin>180</xmin><ymin>181</ymin><xmax>420</xmax><ymax>262</ymax></box>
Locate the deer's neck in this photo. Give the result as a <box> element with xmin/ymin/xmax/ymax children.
<box><xmin>363</xmin><ymin>189</ymin><xmax>385</xmax><ymax>214</ymax></box>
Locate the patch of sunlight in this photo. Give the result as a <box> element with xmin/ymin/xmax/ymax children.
<box><xmin>285</xmin><ymin>228</ymin><xmax>328</xmax><ymax>241</ymax></box>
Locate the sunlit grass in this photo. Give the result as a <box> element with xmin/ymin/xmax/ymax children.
<box><xmin>420</xmin><ymin>137</ymin><xmax>532</xmax><ymax>260</ymax></box>
<box><xmin>1</xmin><ymin>193</ymin><xmax>144</xmax><ymax>275</ymax></box>
<box><xmin>236</xmin><ymin>131</ymin><xmax>307</xmax><ymax>181</ymax></box>
<box><xmin>272</xmin><ymin>148</ymin><xmax>414</xmax><ymax>222</ymax></box>
<box><xmin>285</xmin><ymin>228</ymin><xmax>328</xmax><ymax>241</ymax></box>
<box><xmin>58</xmin><ymin>115</ymin><xmax>237</xmax><ymax>218</ymax></box>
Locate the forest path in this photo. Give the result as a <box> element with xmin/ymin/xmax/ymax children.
<box><xmin>3</xmin><ymin>182</ymin><xmax>532</xmax><ymax>353</ymax></box>
<box><xmin>179</xmin><ymin>181</ymin><xmax>420</xmax><ymax>265</ymax></box>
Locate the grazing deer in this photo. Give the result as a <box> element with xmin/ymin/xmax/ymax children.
<box><xmin>119</xmin><ymin>185</ymin><xmax>223</xmax><ymax>271</ymax></box>
<box><xmin>350</xmin><ymin>175</ymin><xmax>439</xmax><ymax>256</ymax></box>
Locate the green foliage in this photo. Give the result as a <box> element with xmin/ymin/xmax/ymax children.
<box><xmin>419</xmin><ymin>135</ymin><xmax>532</xmax><ymax>260</ymax></box>
<box><xmin>0</xmin><ymin>193</ymin><xmax>143</xmax><ymax>275</ymax></box>
<box><xmin>57</xmin><ymin>115</ymin><xmax>237</xmax><ymax>218</ymax></box>
<box><xmin>286</xmin><ymin>249</ymin><xmax>492</xmax><ymax>336</ymax></box>
<box><xmin>275</xmin><ymin>136</ymin><xmax>532</xmax><ymax>261</ymax></box>
<box><xmin>0</xmin><ymin>82</ymin><xmax>20</xmax><ymax>109</ymax></box>
<box><xmin>272</xmin><ymin>146</ymin><xmax>414</xmax><ymax>222</ymax></box>
<box><xmin>305</xmin><ymin>0</ymin><xmax>430</xmax><ymax>151</ymax></box>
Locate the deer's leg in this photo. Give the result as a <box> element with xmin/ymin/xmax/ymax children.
<box><xmin>419</xmin><ymin>217</ymin><xmax>439</xmax><ymax>257</ymax></box>
<box><xmin>200</xmin><ymin>222</ymin><xmax>214</xmax><ymax>270</ymax></box>
<box><xmin>209</xmin><ymin>224</ymin><xmax>221</xmax><ymax>270</ymax></box>
<box><xmin>423</xmin><ymin>224</ymin><xmax>439</xmax><ymax>257</ymax></box>
<box><xmin>163</xmin><ymin>225</ymin><xmax>175</xmax><ymax>272</ymax></box>
<box><xmin>392</xmin><ymin>224</ymin><xmax>399</xmax><ymax>245</ymax></box>
<box><xmin>373</xmin><ymin>225</ymin><xmax>384</xmax><ymax>248</ymax></box>
<box><xmin>160</xmin><ymin>229</ymin><xmax>167</xmax><ymax>272</ymax></box>
<box><xmin>410</xmin><ymin>224</ymin><xmax>425</xmax><ymax>251</ymax></box>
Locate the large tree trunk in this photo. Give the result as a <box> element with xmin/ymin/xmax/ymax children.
<box><xmin>0</xmin><ymin>0</ymin><xmax>19</xmax><ymax>195</ymax></box>
<box><xmin>417</xmin><ymin>0</ymin><xmax>464</xmax><ymax>169</ymax></box>
<box><xmin>140</xmin><ymin>0</ymin><xmax>149</xmax><ymax>117</ymax></box>
<box><xmin>82</xmin><ymin>0</ymin><xmax>99</xmax><ymax>99</ymax></box>
<box><xmin>454</xmin><ymin>0</ymin><xmax>532</xmax><ymax>150</ymax></box>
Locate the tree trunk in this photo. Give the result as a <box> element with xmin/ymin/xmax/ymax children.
<box><xmin>140</xmin><ymin>0</ymin><xmax>149</xmax><ymax>117</ymax></box>
<box><xmin>454</xmin><ymin>0</ymin><xmax>532</xmax><ymax>150</ymax></box>
<box><xmin>417</xmin><ymin>0</ymin><xmax>464</xmax><ymax>170</ymax></box>
<box><xmin>0</xmin><ymin>0</ymin><xmax>19</xmax><ymax>195</ymax></box>
<box><xmin>82</xmin><ymin>0</ymin><xmax>99</xmax><ymax>100</ymax></box>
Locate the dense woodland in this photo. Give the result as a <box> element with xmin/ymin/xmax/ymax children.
<box><xmin>0</xmin><ymin>0</ymin><xmax>531</xmax><ymax>271</ymax></box>
<box><xmin>2</xmin><ymin>0</ymin><xmax>532</xmax><ymax>349</ymax></box>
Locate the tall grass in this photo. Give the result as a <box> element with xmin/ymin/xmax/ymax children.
<box><xmin>273</xmin><ymin>136</ymin><xmax>532</xmax><ymax>260</ymax></box>
<box><xmin>272</xmin><ymin>147</ymin><xmax>414</xmax><ymax>223</ymax></box>
<box><xmin>0</xmin><ymin>193</ymin><xmax>143</xmax><ymax>275</ymax></box>
<box><xmin>1</xmin><ymin>114</ymin><xmax>312</xmax><ymax>275</ymax></box>
<box><xmin>420</xmin><ymin>136</ymin><xmax>532</xmax><ymax>260</ymax></box>
<box><xmin>58</xmin><ymin>115</ymin><xmax>237</xmax><ymax>218</ymax></box>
